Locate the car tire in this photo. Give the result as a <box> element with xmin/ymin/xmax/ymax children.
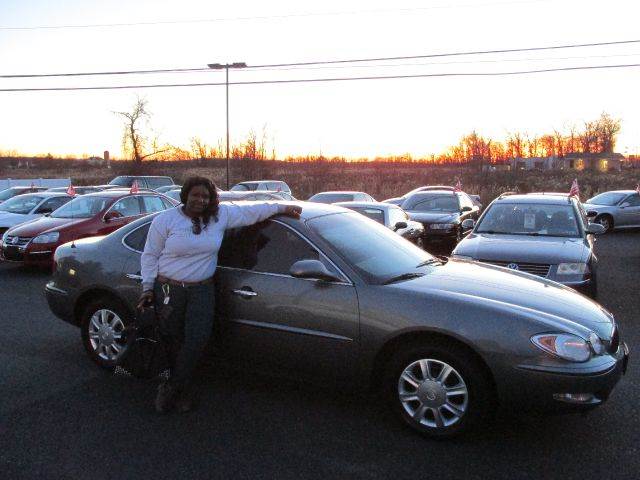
<box><xmin>385</xmin><ymin>342</ymin><xmax>494</xmax><ymax>438</ymax></box>
<box><xmin>595</xmin><ymin>214</ymin><xmax>614</xmax><ymax>233</ymax></box>
<box><xmin>80</xmin><ymin>296</ymin><xmax>132</xmax><ymax>370</ymax></box>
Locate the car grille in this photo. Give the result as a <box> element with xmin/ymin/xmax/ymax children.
<box><xmin>478</xmin><ymin>259</ymin><xmax>551</xmax><ymax>277</ymax></box>
<box><xmin>608</xmin><ymin>325</ymin><xmax>619</xmax><ymax>354</ymax></box>
<box><xmin>3</xmin><ymin>235</ymin><xmax>32</xmax><ymax>247</ymax></box>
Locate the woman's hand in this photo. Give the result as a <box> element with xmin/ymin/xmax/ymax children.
<box><xmin>137</xmin><ymin>290</ymin><xmax>154</xmax><ymax>310</ymax></box>
<box><xmin>282</xmin><ymin>205</ymin><xmax>302</xmax><ymax>219</ymax></box>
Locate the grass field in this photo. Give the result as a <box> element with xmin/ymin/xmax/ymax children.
<box><xmin>2</xmin><ymin>159</ymin><xmax>639</xmax><ymax>203</ymax></box>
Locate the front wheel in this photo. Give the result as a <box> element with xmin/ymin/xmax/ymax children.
<box><xmin>595</xmin><ymin>215</ymin><xmax>613</xmax><ymax>233</ymax></box>
<box><xmin>385</xmin><ymin>343</ymin><xmax>494</xmax><ymax>438</ymax></box>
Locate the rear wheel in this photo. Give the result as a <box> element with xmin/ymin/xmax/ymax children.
<box><xmin>595</xmin><ymin>214</ymin><xmax>613</xmax><ymax>233</ymax></box>
<box><xmin>80</xmin><ymin>297</ymin><xmax>131</xmax><ymax>369</ymax></box>
<box><xmin>385</xmin><ymin>342</ymin><xmax>494</xmax><ymax>438</ymax></box>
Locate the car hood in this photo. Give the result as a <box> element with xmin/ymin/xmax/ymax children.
<box><xmin>7</xmin><ymin>216</ymin><xmax>86</xmax><ymax>236</ymax></box>
<box><xmin>406</xmin><ymin>212</ymin><xmax>459</xmax><ymax>224</ymax></box>
<box><xmin>392</xmin><ymin>259</ymin><xmax>613</xmax><ymax>335</ymax></box>
<box><xmin>0</xmin><ymin>212</ymin><xmax>37</xmax><ymax>227</ymax></box>
<box><xmin>582</xmin><ymin>202</ymin><xmax>611</xmax><ymax>213</ymax></box>
<box><xmin>453</xmin><ymin>233</ymin><xmax>588</xmax><ymax>264</ymax></box>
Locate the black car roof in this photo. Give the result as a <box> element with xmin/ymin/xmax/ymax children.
<box><xmin>494</xmin><ymin>193</ymin><xmax>577</xmax><ymax>205</ymax></box>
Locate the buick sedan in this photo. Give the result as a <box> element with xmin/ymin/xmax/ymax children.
<box><xmin>45</xmin><ymin>202</ymin><xmax>628</xmax><ymax>437</ymax></box>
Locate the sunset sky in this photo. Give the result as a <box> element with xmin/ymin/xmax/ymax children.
<box><xmin>1</xmin><ymin>0</ymin><xmax>639</xmax><ymax>159</ymax></box>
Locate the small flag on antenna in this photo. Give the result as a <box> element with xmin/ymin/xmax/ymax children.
<box><xmin>454</xmin><ymin>179</ymin><xmax>462</xmax><ymax>192</ymax></box>
<box><xmin>67</xmin><ymin>184</ymin><xmax>76</xmax><ymax>196</ymax></box>
<box><xmin>130</xmin><ymin>180</ymin><xmax>139</xmax><ymax>194</ymax></box>
<box><xmin>569</xmin><ymin>178</ymin><xmax>580</xmax><ymax>198</ymax></box>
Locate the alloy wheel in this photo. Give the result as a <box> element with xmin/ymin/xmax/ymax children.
<box><xmin>87</xmin><ymin>308</ymin><xmax>126</xmax><ymax>361</ymax></box>
<box><xmin>398</xmin><ymin>358</ymin><xmax>469</xmax><ymax>429</ymax></box>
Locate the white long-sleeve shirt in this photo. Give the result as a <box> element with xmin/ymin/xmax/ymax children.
<box><xmin>141</xmin><ymin>202</ymin><xmax>289</xmax><ymax>290</ymax></box>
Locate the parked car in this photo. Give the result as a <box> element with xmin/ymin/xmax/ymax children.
<box><xmin>452</xmin><ymin>193</ymin><xmax>604</xmax><ymax>298</ymax></box>
<box><xmin>0</xmin><ymin>192</ymin><xmax>73</xmax><ymax>236</ymax></box>
<box><xmin>308</xmin><ymin>191</ymin><xmax>375</xmax><ymax>203</ymax></box>
<box><xmin>582</xmin><ymin>190</ymin><xmax>640</xmax><ymax>232</ymax></box>
<box><xmin>154</xmin><ymin>184</ymin><xmax>182</xmax><ymax>194</ymax></box>
<box><xmin>218</xmin><ymin>191</ymin><xmax>285</xmax><ymax>202</ymax></box>
<box><xmin>384</xmin><ymin>186</ymin><xmax>482</xmax><ymax>209</ymax></box>
<box><xmin>334</xmin><ymin>201</ymin><xmax>425</xmax><ymax>247</ymax></box>
<box><xmin>401</xmin><ymin>190</ymin><xmax>480</xmax><ymax>246</ymax></box>
<box><xmin>45</xmin><ymin>202</ymin><xmax>628</xmax><ymax>438</ymax></box>
<box><xmin>46</xmin><ymin>186</ymin><xmax>106</xmax><ymax>195</ymax></box>
<box><xmin>0</xmin><ymin>190</ymin><xmax>178</xmax><ymax>267</ymax></box>
<box><xmin>230</xmin><ymin>180</ymin><xmax>292</xmax><ymax>196</ymax></box>
<box><xmin>108</xmin><ymin>175</ymin><xmax>174</xmax><ymax>190</ymax></box>
<box><xmin>0</xmin><ymin>186</ymin><xmax>49</xmax><ymax>203</ymax></box>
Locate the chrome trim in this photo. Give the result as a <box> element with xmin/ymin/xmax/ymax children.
<box><xmin>27</xmin><ymin>250</ymin><xmax>52</xmax><ymax>255</ymax></box>
<box><xmin>125</xmin><ymin>273</ymin><xmax>143</xmax><ymax>281</ymax></box>
<box><xmin>45</xmin><ymin>282</ymin><xmax>68</xmax><ymax>295</ymax></box>
<box><xmin>232</xmin><ymin>289</ymin><xmax>257</xmax><ymax>297</ymax></box>
<box><xmin>231</xmin><ymin>318</ymin><xmax>353</xmax><ymax>342</ymax></box>
<box><xmin>218</xmin><ymin>266</ymin><xmax>352</xmax><ymax>286</ymax></box>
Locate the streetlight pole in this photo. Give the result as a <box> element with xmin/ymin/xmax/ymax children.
<box><xmin>207</xmin><ymin>62</ymin><xmax>247</xmax><ymax>190</ymax></box>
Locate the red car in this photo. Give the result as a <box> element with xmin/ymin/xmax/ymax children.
<box><xmin>1</xmin><ymin>190</ymin><xmax>179</xmax><ymax>267</ymax></box>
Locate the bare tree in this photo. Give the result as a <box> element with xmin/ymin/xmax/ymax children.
<box><xmin>594</xmin><ymin>112</ymin><xmax>621</xmax><ymax>153</ymax></box>
<box><xmin>114</xmin><ymin>97</ymin><xmax>168</xmax><ymax>164</ymax></box>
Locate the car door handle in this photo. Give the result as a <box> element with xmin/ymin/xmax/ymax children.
<box><xmin>232</xmin><ymin>288</ymin><xmax>257</xmax><ymax>298</ymax></box>
<box><xmin>126</xmin><ymin>273</ymin><xmax>143</xmax><ymax>282</ymax></box>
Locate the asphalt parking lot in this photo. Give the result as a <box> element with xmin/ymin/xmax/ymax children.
<box><xmin>1</xmin><ymin>232</ymin><xmax>638</xmax><ymax>480</ymax></box>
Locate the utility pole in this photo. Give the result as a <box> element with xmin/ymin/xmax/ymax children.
<box><xmin>207</xmin><ymin>62</ymin><xmax>247</xmax><ymax>189</ymax></box>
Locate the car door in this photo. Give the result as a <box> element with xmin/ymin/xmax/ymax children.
<box><xmin>618</xmin><ymin>193</ymin><xmax>640</xmax><ymax>227</ymax></box>
<box><xmin>216</xmin><ymin>219</ymin><xmax>360</xmax><ymax>379</ymax></box>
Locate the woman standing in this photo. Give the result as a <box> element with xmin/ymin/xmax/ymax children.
<box><xmin>137</xmin><ymin>176</ymin><xmax>301</xmax><ymax>413</ymax></box>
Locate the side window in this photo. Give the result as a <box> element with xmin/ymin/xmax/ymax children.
<box><xmin>38</xmin><ymin>197</ymin><xmax>71</xmax><ymax>213</ymax></box>
<box><xmin>219</xmin><ymin>221</ymin><xmax>338</xmax><ymax>277</ymax></box>
<box><xmin>459</xmin><ymin>194</ymin><xmax>474</xmax><ymax>210</ymax></box>
<box><xmin>123</xmin><ymin>223</ymin><xmax>151</xmax><ymax>252</ymax></box>
<box><xmin>626</xmin><ymin>194</ymin><xmax>640</xmax><ymax>207</ymax></box>
<box><xmin>111</xmin><ymin>196</ymin><xmax>142</xmax><ymax>217</ymax></box>
<box><xmin>141</xmin><ymin>195</ymin><xmax>166</xmax><ymax>213</ymax></box>
<box><xmin>160</xmin><ymin>197</ymin><xmax>176</xmax><ymax>209</ymax></box>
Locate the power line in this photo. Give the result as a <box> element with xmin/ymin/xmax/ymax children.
<box><xmin>0</xmin><ymin>0</ymin><xmax>550</xmax><ymax>31</ymax></box>
<box><xmin>2</xmin><ymin>39</ymin><xmax>639</xmax><ymax>78</ymax></box>
<box><xmin>2</xmin><ymin>63</ymin><xmax>639</xmax><ymax>92</ymax></box>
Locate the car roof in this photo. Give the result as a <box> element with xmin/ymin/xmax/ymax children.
<box><xmin>237</xmin><ymin>180</ymin><xmax>286</xmax><ymax>184</ymax></box>
<box><xmin>311</xmin><ymin>191</ymin><xmax>367</xmax><ymax>195</ymax></box>
<box><xmin>590</xmin><ymin>189</ymin><xmax>636</xmax><ymax>195</ymax></box>
<box><xmin>405</xmin><ymin>190</ymin><xmax>458</xmax><ymax>198</ymax></box>
<box><xmin>82</xmin><ymin>190</ymin><xmax>162</xmax><ymax>198</ymax></box>
<box><xmin>494</xmin><ymin>193</ymin><xmax>577</xmax><ymax>205</ymax></box>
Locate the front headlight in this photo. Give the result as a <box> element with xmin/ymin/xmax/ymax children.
<box><xmin>32</xmin><ymin>232</ymin><xmax>60</xmax><ymax>244</ymax></box>
<box><xmin>430</xmin><ymin>223</ymin><xmax>455</xmax><ymax>230</ymax></box>
<box><xmin>557</xmin><ymin>262</ymin><xmax>589</xmax><ymax>275</ymax></box>
<box><xmin>588</xmin><ymin>332</ymin><xmax>605</xmax><ymax>355</ymax></box>
<box><xmin>531</xmin><ymin>333</ymin><xmax>591</xmax><ymax>362</ymax></box>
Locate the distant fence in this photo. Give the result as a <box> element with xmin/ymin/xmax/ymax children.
<box><xmin>0</xmin><ymin>178</ymin><xmax>71</xmax><ymax>190</ymax></box>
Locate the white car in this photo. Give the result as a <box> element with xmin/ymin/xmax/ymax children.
<box><xmin>0</xmin><ymin>192</ymin><xmax>73</xmax><ymax>236</ymax></box>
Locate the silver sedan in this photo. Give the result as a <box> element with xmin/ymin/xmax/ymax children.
<box><xmin>583</xmin><ymin>190</ymin><xmax>640</xmax><ymax>232</ymax></box>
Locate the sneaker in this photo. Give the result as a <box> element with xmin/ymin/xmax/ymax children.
<box><xmin>155</xmin><ymin>382</ymin><xmax>177</xmax><ymax>413</ymax></box>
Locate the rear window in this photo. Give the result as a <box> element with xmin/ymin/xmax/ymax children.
<box><xmin>349</xmin><ymin>207</ymin><xmax>385</xmax><ymax>224</ymax></box>
<box><xmin>230</xmin><ymin>183</ymin><xmax>258</xmax><ymax>192</ymax></box>
<box><xmin>123</xmin><ymin>223</ymin><xmax>151</xmax><ymax>252</ymax></box>
<box><xmin>109</xmin><ymin>176</ymin><xmax>134</xmax><ymax>187</ymax></box>
<box><xmin>308</xmin><ymin>193</ymin><xmax>355</xmax><ymax>204</ymax></box>
<box><xmin>146</xmin><ymin>177</ymin><xmax>173</xmax><ymax>188</ymax></box>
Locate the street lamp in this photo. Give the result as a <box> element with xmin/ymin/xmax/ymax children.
<box><xmin>207</xmin><ymin>62</ymin><xmax>248</xmax><ymax>190</ymax></box>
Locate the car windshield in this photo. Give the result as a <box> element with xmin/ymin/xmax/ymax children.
<box><xmin>309</xmin><ymin>193</ymin><xmax>355</xmax><ymax>203</ymax></box>
<box><xmin>476</xmin><ymin>203</ymin><xmax>580</xmax><ymax>237</ymax></box>
<box><xmin>50</xmin><ymin>196</ymin><xmax>112</xmax><ymax>218</ymax></box>
<box><xmin>231</xmin><ymin>183</ymin><xmax>257</xmax><ymax>191</ymax></box>
<box><xmin>348</xmin><ymin>207</ymin><xmax>385</xmax><ymax>224</ymax></box>
<box><xmin>307</xmin><ymin>212</ymin><xmax>436</xmax><ymax>283</ymax></box>
<box><xmin>108</xmin><ymin>176</ymin><xmax>134</xmax><ymax>187</ymax></box>
<box><xmin>0</xmin><ymin>195</ymin><xmax>44</xmax><ymax>214</ymax></box>
<box><xmin>404</xmin><ymin>194</ymin><xmax>459</xmax><ymax>212</ymax></box>
<box><xmin>0</xmin><ymin>188</ymin><xmax>25</xmax><ymax>201</ymax></box>
<box><xmin>587</xmin><ymin>192</ymin><xmax>627</xmax><ymax>206</ymax></box>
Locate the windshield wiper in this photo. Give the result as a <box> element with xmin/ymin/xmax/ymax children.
<box><xmin>382</xmin><ymin>272</ymin><xmax>425</xmax><ymax>285</ymax></box>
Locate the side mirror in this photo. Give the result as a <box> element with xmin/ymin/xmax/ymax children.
<box><xmin>290</xmin><ymin>259</ymin><xmax>341</xmax><ymax>282</ymax></box>
<box><xmin>103</xmin><ymin>211</ymin><xmax>122</xmax><ymax>222</ymax></box>
<box><xmin>461</xmin><ymin>206</ymin><xmax>472</xmax><ymax>213</ymax></box>
<box><xmin>619</xmin><ymin>202</ymin><xmax>630</xmax><ymax>208</ymax></box>
<box><xmin>461</xmin><ymin>218</ymin><xmax>475</xmax><ymax>230</ymax></box>
<box><xmin>394</xmin><ymin>221</ymin><xmax>408</xmax><ymax>231</ymax></box>
<box><xmin>586</xmin><ymin>223</ymin><xmax>606</xmax><ymax>235</ymax></box>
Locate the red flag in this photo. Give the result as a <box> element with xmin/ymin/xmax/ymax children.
<box><xmin>569</xmin><ymin>178</ymin><xmax>580</xmax><ymax>198</ymax></box>
<box><xmin>130</xmin><ymin>180</ymin><xmax>139</xmax><ymax>194</ymax></box>
<box><xmin>30</xmin><ymin>182</ymin><xmax>36</xmax><ymax>188</ymax></box>
<box><xmin>66</xmin><ymin>184</ymin><xmax>76</xmax><ymax>196</ymax></box>
<box><xmin>636</xmin><ymin>183</ymin><xmax>640</xmax><ymax>195</ymax></box>
<box><xmin>454</xmin><ymin>179</ymin><xmax>462</xmax><ymax>192</ymax></box>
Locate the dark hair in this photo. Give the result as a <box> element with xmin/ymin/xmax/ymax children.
<box><xmin>180</xmin><ymin>176</ymin><xmax>219</xmax><ymax>233</ymax></box>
